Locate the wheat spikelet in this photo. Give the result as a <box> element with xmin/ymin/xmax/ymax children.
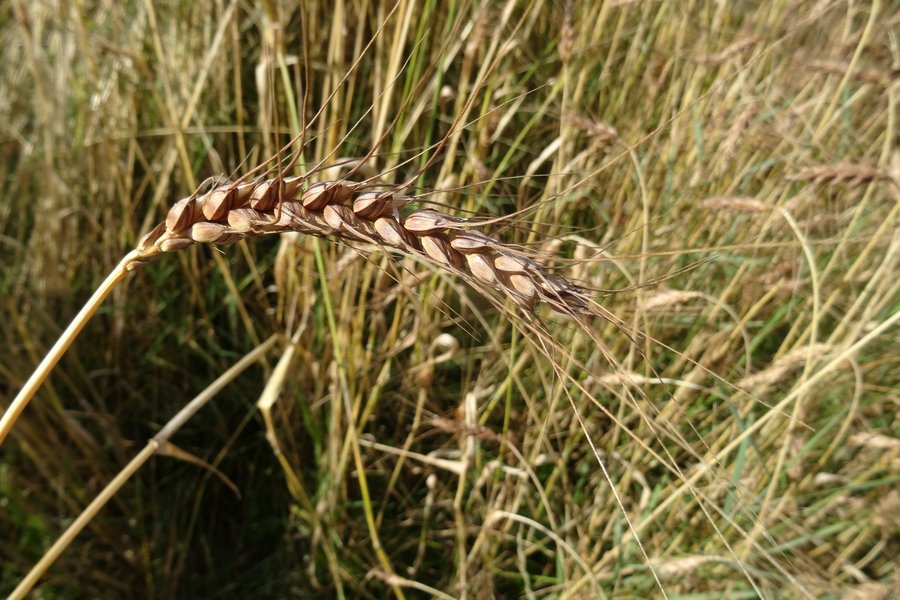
<box><xmin>789</xmin><ymin>163</ymin><xmax>891</xmax><ymax>187</ymax></box>
<box><xmin>808</xmin><ymin>59</ymin><xmax>897</xmax><ymax>87</ymax></box>
<box><xmin>839</xmin><ymin>582</ymin><xmax>895</xmax><ymax>600</ymax></box>
<box><xmin>848</xmin><ymin>432</ymin><xmax>900</xmax><ymax>452</ymax></box>
<box><xmin>638</xmin><ymin>289</ymin><xmax>703</xmax><ymax>312</ymax></box>
<box><xmin>566</xmin><ymin>115</ymin><xmax>620</xmax><ymax>148</ymax></box>
<box><xmin>698</xmin><ymin>35</ymin><xmax>759</xmax><ymax>64</ymax></box>
<box><xmin>737</xmin><ymin>343</ymin><xmax>831</xmax><ymax>391</ymax></box>
<box><xmin>720</xmin><ymin>102</ymin><xmax>756</xmax><ymax>160</ymax></box>
<box><xmin>700</xmin><ymin>196</ymin><xmax>770</xmax><ymax>213</ymax></box>
<box><xmin>654</xmin><ymin>554</ymin><xmax>721</xmax><ymax>578</ymax></box>
<box><xmin>134</xmin><ymin>173</ymin><xmax>591</xmax><ymax>315</ymax></box>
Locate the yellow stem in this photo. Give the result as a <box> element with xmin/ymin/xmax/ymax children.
<box><xmin>0</xmin><ymin>250</ymin><xmax>140</xmax><ymax>447</ymax></box>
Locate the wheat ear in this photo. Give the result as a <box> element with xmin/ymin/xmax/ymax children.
<box><xmin>135</xmin><ymin>174</ymin><xmax>591</xmax><ymax>315</ymax></box>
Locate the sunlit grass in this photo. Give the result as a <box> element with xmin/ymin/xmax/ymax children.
<box><xmin>1</xmin><ymin>1</ymin><xmax>897</xmax><ymax>598</ymax></box>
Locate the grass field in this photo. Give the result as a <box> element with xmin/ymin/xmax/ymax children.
<box><xmin>1</xmin><ymin>1</ymin><xmax>898</xmax><ymax>598</ymax></box>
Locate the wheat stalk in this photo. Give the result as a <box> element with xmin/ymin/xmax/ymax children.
<box><xmin>0</xmin><ymin>253</ymin><xmax>138</xmax><ymax>446</ymax></box>
<box><xmin>6</xmin><ymin>336</ymin><xmax>278</xmax><ymax>600</ymax></box>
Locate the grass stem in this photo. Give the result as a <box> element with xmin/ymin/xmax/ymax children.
<box><xmin>0</xmin><ymin>251</ymin><xmax>140</xmax><ymax>447</ymax></box>
<box><xmin>8</xmin><ymin>335</ymin><xmax>278</xmax><ymax>599</ymax></box>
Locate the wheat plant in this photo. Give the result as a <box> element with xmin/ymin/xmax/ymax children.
<box><xmin>1</xmin><ymin>1</ymin><xmax>898</xmax><ymax>599</ymax></box>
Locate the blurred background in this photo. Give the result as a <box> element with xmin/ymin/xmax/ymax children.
<box><xmin>1</xmin><ymin>1</ymin><xmax>897</xmax><ymax>598</ymax></box>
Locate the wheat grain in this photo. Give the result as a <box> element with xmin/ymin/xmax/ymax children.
<box><xmin>135</xmin><ymin>174</ymin><xmax>591</xmax><ymax>315</ymax></box>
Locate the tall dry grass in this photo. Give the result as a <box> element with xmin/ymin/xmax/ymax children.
<box><xmin>1</xmin><ymin>0</ymin><xmax>898</xmax><ymax>598</ymax></box>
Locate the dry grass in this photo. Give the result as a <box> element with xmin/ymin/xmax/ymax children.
<box><xmin>1</xmin><ymin>0</ymin><xmax>898</xmax><ymax>598</ymax></box>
